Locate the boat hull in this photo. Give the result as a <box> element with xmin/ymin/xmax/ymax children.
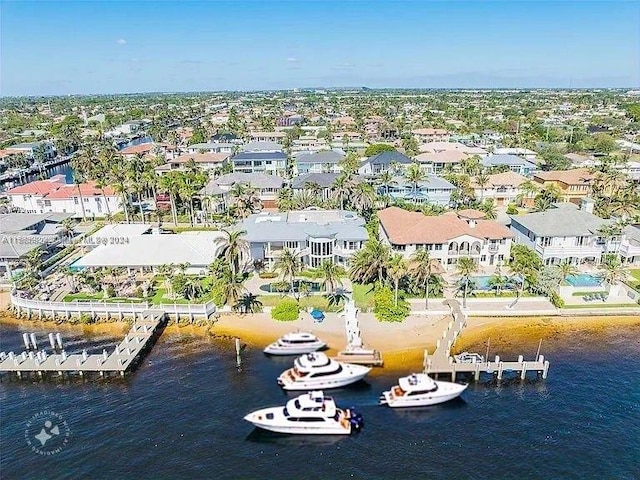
<box><xmin>263</xmin><ymin>341</ymin><xmax>326</xmax><ymax>356</ymax></box>
<box><xmin>243</xmin><ymin>409</ymin><xmax>351</xmax><ymax>435</ymax></box>
<box><xmin>381</xmin><ymin>382</ymin><xmax>467</xmax><ymax>408</ymax></box>
<box><xmin>278</xmin><ymin>366</ymin><xmax>371</xmax><ymax>391</ymax></box>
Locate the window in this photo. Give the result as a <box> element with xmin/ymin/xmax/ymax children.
<box><xmin>481</xmin><ymin>255</ymin><xmax>487</xmax><ymax>261</ymax></box>
<box><xmin>392</xmin><ymin>244</ymin><xmax>406</xmax><ymax>252</ymax></box>
<box><xmin>434</xmin><ymin>244</ymin><xmax>442</xmax><ymax>251</ymax></box>
<box><xmin>285</xmin><ymin>241</ymin><xmax>298</xmax><ymax>249</ymax></box>
<box><xmin>84</xmin><ymin>198</ymin><xmax>89</xmax><ymax>202</ymax></box>
<box><xmin>74</xmin><ymin>198</ymin><xmax>79</xmax><ymax>205</ymax></box>
<box><xmin>541</xmin><ymin>237</ymin><xmax>552</xmax><ymax>247</ymax></box>
<box><xmin>44</xmin><ymin>200</ymin><xmax>51</xmax><ymax>206</ymax></box>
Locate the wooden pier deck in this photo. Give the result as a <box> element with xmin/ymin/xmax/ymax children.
<box><xmin>0</xmin><ymin>309</ymin><xmax>166</xmax><ymax>378</ymax></box>
<box><xmin>423</xmin><ymin>299</ymin><xmax>550</xmax><ymax>382</ymax></box>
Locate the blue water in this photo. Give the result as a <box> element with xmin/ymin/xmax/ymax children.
<box><xmin>472</xmin><ymin>275</ymin><xmax>492</xmax><ymax>290</ymax></box>
<box><xmin>565</xmin><ymin>274</ymin><xmax>603</xmax><ymax>287</ymax></box>
<box><xmin>1</xmin><ymin>322</ymin><xmax>639</xmax><ymax>479</ymax></box>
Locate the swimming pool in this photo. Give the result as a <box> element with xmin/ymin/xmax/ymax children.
<box><xmin>565</xmin><ymin>274</ymin><xmax>603</xmax><ymax>287</ymax></box>
<box><xmin>472</xmin><ymin>275</ymin><xmax>493</xmax><ymax>290</ymax></box>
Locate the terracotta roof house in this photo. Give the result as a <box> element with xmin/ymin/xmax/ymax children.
<box><xmin>471</xmin><ymin>171</ymin><xmax>528</xmax><ymax>206</ymax></box>
<box><xmin>377</xmin><ymin>206</ymin><xmax>512</xmax><ymax>269</ymax></box>
<box><xmin>532</xmin><ymin>168</ymin><xmax>594</xmax><ymax>204</ymax></box>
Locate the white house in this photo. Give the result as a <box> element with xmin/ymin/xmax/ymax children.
<box><xmin>509</xmin><ymin>202</ymin><xmax>614</xmax><ymax>265</ymax></box>
<box><xmin>471</xmin><ymin>171</ymin><xmax>528</xmax><ymax>206</ymax></box>
<box><xmin>377</xmin><ymin>207</ymin><xmax>513</xmax><ymax>270</ymax></box>
<box><xmin>5</xmin><ymin>175</ymin><xmax>121</xmax><ymax>218</ymax></box>
<box><xmin>6</xmin><ymin>141</ymin><xmax>56</xmax><ymax>159</ymax></box>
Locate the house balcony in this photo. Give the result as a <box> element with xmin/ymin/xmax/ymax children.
<box><xmin>535</xmin><ymin>244</ymin><xmax>603</xmax><ymax>258</ymax></box>
<box><xmin>264</xmin><ymin>247</ymin><xmax>309</xmax><ymax>258</ymax></box>
<box><xmin>488</xmin><ymin>244</ymin><xmax>499</xmax><ymax>253</ymax></box>
<box><xmin>619</xmin><ymin>242</ymin><xmax>640</xmax><ymax>258</ymax></box>
<box><xmin>448</xmin><ymin>249</ymin><xmax>481</xmax><ymax>256</ymax></box>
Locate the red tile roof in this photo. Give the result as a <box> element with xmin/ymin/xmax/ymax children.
<box><xmin>119</xmin><ymin>143</ymin><xmax>155</xmax><ymax>155</ymax></box>
<box><xmin>45</xmin><ymin>182</ymin><xmax>115</xmax><ymax>199</ymax></box>
<box><xmin>377</xmin><ymin>207</ymin><xmax>512</xmax><ymax>244</ymax></box>
<box><xmin>7</xmin><ymin>177</ymin><xmax>115</xmax><ymax>199</ymax></box>
<box><xmin>6</xmin><ymin>177</ymin><xmax>66</xmax><ymax>195</ymax></box>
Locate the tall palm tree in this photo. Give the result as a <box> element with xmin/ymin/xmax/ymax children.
<box><xmin>159</xmin><ymin>171</ymin><xmax>182</xmax><ymax>225</ymax></box>
<box><xmin>517</xmin><ymin>180</ymin><xmax>539</xmax><ymax>207</ymax></box>
<box><xmin>479</xmin><ymin>200</ymin><xmax>497</xmax><ymax>219</ymax></box>
<box><xmin>182</xmin><ymin>276</ymin><xmax>204</xmax><ymax>301</ymax></box>
<box><xmin>128</xmin><ymin>153</ymin><xmax>147</xmax><ymax>223</ymax></box>
<box><xmin>404</xmin><ymin>163</ymin><xmax>426</xmax><ymax>203</ymax></box>
<box><xmin>215</xmin><ymin>229</ymin><xmax>249</xmax><ymax>276</ymax></box>
<box><xmin>234</xmin><ymin>293</ymin><xmax>263</xmax><ymax>314</ymax></box>
<box><xmin>377</xmin><ymin>171</ymin><xmax>396</xmax><ymax>206</ymax></box>
<box><xmin>556</xmin><ymin>259</ymin><xmax>578</xmax><ymax>283</ymax></box>
<box><xmin>318</xmin><ymin>260</ymin><xmax>343</xmax><ymax>293</ymax></box>
<box><xmin>349</xmin><ymin>238</ymin><xmax>391</xmax><ymax>284</ymax></box>
<box><xmin>156</xmin><ymin>263</ymin><xmax>175</xmax><ymax>298</ymax></box>
<box><xmin>275</xmin><ymin>248</ymin><xmax>301</xmax><ymax>294</ymax></box>
<box><xmin>24</xmin><ymin>247</ymin><xmax>43</xmax><ymax>276</ymax></box>
<box><xmin>387</xmin><ymin>253</ymin><xmax>407</xmax><ymax>307</ymax></box>
<box><xmin>598</xmin><ymin>253</ymin><xmax>628</xmax><ymax>288</ymax></box>
<box><xmin>216</xmin><ymin>270</ymin><xmax>246</xmax><ymax>306</ymax></box>
<box><xmin>456</xmin><ymin>256</ymin><xmax>478</xmax><ymax>308</ymax></box>
<box><xmin>410</xmin><ymin>248</ymin><xmax>435</xmax><ymax>309</ymax></box>
<box><xmin>475</xmin><ymin>172</ymin><xmax>490</xmax><ymax>202</ymax></box>
<box><xmin>332</xmin><ymin>174</ymin><xmax>351</xmax><ymax>210</ymax></box>
<box><xmin>350</xmin><ymin>182</ymin><xmax>376</xmax><ymax>213</ymax></box>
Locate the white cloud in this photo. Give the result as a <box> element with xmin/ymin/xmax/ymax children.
<box><xmin>286</xmin><ymin>57</ymin><xmax>298</xmax><ymax>63</ymax></box>
<box><xmin>116</xmin><ymin>39</ymin><xmax>127</xmax><ymax>45</ymax></box>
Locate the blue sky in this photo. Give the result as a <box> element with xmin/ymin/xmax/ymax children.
<box><xmin>1</xmin><ymin>1</ymin><xmax>638</xmax><ymax>96</ymax></box>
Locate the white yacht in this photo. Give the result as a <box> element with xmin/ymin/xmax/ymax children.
<box><xmin>278</xmin><ymin>352</ymin><xmax>371</xmax><ymax>391</ymax></box>
<box><xmin>380</xmin><ymin>373</ymin><xmax>467</xmax><ymax>408</ymax></box>
<box><xmin>244</xmin><ymin>391</ymin><xmax>364</xmax><ymax>435</ymax></box>
<box><xmin>263</xmin><ymin>332</ymin><xmax>327</xmax><ymax>355</ymax></box>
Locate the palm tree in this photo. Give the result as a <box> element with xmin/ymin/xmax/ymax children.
<box><xmin>182</xmin><ymin>276</ymin><xmax>204</xmax><ymax>300</ymax></box>
<box><xmin>387</xmin><ymin>253</ymin><xmax>406</xmax><ymax>307</ymax></box>
<box><xmin>518</xmin><ymin>180</ymin><xmax>539</xmax><ymax>207</ymax></box>
<box><xmin>156</xmin><ymin>263</ymin><xmax>175</xmax><ymax>298</ymax></box>
<box><xmin>556</xmin><ymin>259</ymin><xmax>578</xmax><ymax>284</ymax></box>
<box><xmin>234</xmin><ymin>293</ymin><xmax>263</xmax><ymax>314</ymax></box>
<box><xmin>488</xmin><ymin>267</ymin><xmax>508</xmax><ymax>296</ymax></box>
<box><xmin>404</xmin><ymin>163</ymin><xmax>426</xmax><ymax>203</ymax></box>
<box><xmin>159</xmin><ymin>171</ymin><xmax>182</xmax><ymax>225</ymax></box>
<box><xmin>215</xmin><ymin>229</ymin><xmax>249</xmax><ymax>276</ymax></box>
<box><xmin>216</xmin><ymin>270</ymin><xmax>246</xmax><ymax>306</ymax></box>
<box><xmin>410</xmin><ymin>248</ymin><xmax>435</xmax><ymax>309</ymax></box>
<box><xmin>377</xmin><ymin>171</ymin><xmax>396</xmax><ymax>206</ymax></box>
<box><xmin>332</xmin><ymin>174</ymin><xmax>351</xmax><ymax>210</ymax></box>
<box><xmin>475</xmin><ymin>172</ymin><xmax>491</xmax><ymax>202</ymax></box>
<box><xmin>479</xmin><ymin>200</ymin><xmax>497</xmax><ymax>220</ymax></box>
<box><xmin>349</xmin><ymin>238</ymin><xmax>391</xmax><ymax>284</ymax></box>
<box><xmin>326</xmin><ymin>288</ymin><xmax>349</xmax><ymax>307</ymax></box>
<box><xmin>58</xmin><ymin>217</ymin><xmax>75</xmax><ymax>241</ymax></box>
<box><xmin>456</xmin><ymin>256</ymin><xmax>478</xmax><ymax>308</ymax></box>
<box><xmin>598</xmin><ymin>253</ymin><xmax>629</xmax><ymax>289</ymax></box>
<box><xmin>318</xmin><ymin>260</ymin><xmax>343</xmax><ymax>293</ymax></box>
<box><xmin>350</xmin><ymin>182</ymin><xmax>376</xmax><ymax>213</ymax></box>
<box><xmin>275</xmin><ymin>248</ymin><xmax>301</xmax><ymax>294</ymax></box>
<box><xmin>24</xmin><ymin>247</ymin><xmax>43</xmax><ymax>276</ymax></box>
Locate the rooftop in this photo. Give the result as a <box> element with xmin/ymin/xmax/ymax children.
<box><xmin>509</xmin><ymin>203</ymin><xmax>609</xmax><ymax>237</ymax></box>
<box><xmin>533</xmin><ymin>168</ymin><xmax>594</xmax><ymax>185</ymax></box>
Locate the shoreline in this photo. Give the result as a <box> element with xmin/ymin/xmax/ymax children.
<box><xmin>2</xmin><ymin>307</ymin><xmax>639</xmax><ymax>373</ymax></box>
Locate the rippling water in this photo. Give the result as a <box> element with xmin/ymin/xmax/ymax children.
<box><xmin>1</xmin><ymin>323</ymin><xmax>639</xmax><ymax>480</ymax></box>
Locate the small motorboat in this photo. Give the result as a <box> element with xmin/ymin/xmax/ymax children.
<box><xmin>244</xmin><ymin>390</ymin><xmax>364</xmax><ymax>435</ymax></box>
<box><xmin>278</xmin><ymin>352</ymin><xmax>371</xmax><ymax>390</ymax></box>
<box><xmin>263</xmin><ymin>332</ymin><xmax>327</xmax><ymax>356</ymax></box>
<box><xmin>380</xmin><ymin>373</ymin><xmax>467</xmax><ymax>408</ymax></box>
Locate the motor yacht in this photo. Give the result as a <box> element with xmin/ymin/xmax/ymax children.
<box><xmin>244</xmin><ymin>390</ymin><xmax>364</xmax><ymax>435</ymax></box>
<box><xmin>263</xmin><ymin>332</ymin><xmax>326</xmax><ymax>355</ymax></box>
<box><xmin>380</xmin><ymin>373</ymin><xmax>467</xmax><ymax>408</ymax></box>
<box><xmin>278</xmin><ymin>352</ymin><xmax>371</xmax><ymax>390</ymax></box>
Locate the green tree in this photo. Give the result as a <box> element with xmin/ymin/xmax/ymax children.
<box><xmin>318</xmin><ymin>260</ymin><xmax>343</xmax><ymax>293</ymax></box>
<box><xmin>275</xmin><ymin>248</ymin><xmax>302</xmax><ymax>294</ymax></box>
<box><xmin>215</xmin><ymin>229</ymin><xmax>249</xmax><ymax>276</ymax></box>
<box><xmin>410</xmin><ymin>248</ymin><xmax>437</xmax><ymax>309</ymax></box>
<box><xmin>456</xmin><ymin>257</ymin><xmax>478</xmax><ymax>308</ymax></box>
<box><xmin>404</xmin><ymin>163</ymin><xmax>426</xmax><ymax>203</ymax></box>
<box><xmin>234</xmin><ymin>293</ymin><xmax>263</xmax><ymax>314</ymax></box>
<box><xmin>349</xmin><ymin>238</ymin><xmax>391</xmax><ymax>284</ymax></box>
<box><xmin>598</xmin><ymin>253</ymin><xmax>629</xmax><ymax>287</ymax></box>
<box><xmin>387</xmin><ymin>254</ymin><xmax>407</xmax><ymax>307</ymax></box>
<box><xmin>364</xmin><ymin>143</ymin><xmax>396</xmax><ymax>157</ymax></box>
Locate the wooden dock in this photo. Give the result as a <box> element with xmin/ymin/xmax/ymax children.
<box><xmin>0</xmin><ymin>309</ymin><xmax>166</xmax><ymax>379</ymax></box>
<box><xmin>423</xmin><ymin>299</ymin><xmax>550</xmax><ymax>382</ymax></box>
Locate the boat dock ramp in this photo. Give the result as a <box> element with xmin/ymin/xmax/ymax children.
<box><xmin>423</xmin><ymin>300</ymin><xmax>550</xmax><ymax>382</ymax></box>
<box><xmin>0</xmin><ymin>309</ymin><xmax>166</xmax><ymax>379</ymax></box>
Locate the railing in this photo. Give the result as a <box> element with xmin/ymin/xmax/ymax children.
<box><xmin>10</xmin><ymin>294</ymin><xmax>216</xmax><ymax>317</ymax></box>
<box><xmin>535</xmin><ymin>245</ymin><xmax>602</xmax><ymax>256</ymax></box>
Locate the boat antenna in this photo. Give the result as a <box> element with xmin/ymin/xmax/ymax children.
<box><xmin>535</xmin><ymin>339</ymin><xmax>542</xmax><ymax>362</ymax></box>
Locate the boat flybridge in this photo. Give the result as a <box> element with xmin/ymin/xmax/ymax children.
<box><xmin>243</xmin><ymin>391</ymin><xmax>364</xmax><ymax>435</ymax></box>
<box><xmin>263</xmin><ymin>331</ymin><xmax>327</xmax><ymax>355</ymax></box>
<box><xmin>380</xmin><ymin>373</ymin><xmax>468</xmax><ymax>408</ymax></box>
<box><xmin>278</xmin><ymin>352</ymin><xmax>371</xmax><ymax>390</ymax></box>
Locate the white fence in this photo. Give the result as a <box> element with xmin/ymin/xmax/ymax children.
<box><xmin>10</xmin><ymin>294</ymin><xmax>217</xmax><ymax>318</ymax></box>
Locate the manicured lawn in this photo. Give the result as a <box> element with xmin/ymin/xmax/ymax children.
<box><xmin>571</xmin><ymin>291</ymin><xmax>608</xmax><ymax>296</ymax></box>
<box><xmin>63</xmin><ymin>293</ymin><xmax>146</xmax><ymax>303</ymax></box>
<box><xmin>630</xmin><ymin>269</ymin><xmax>640</xmax><ymax>283</ymax></box>
<box><xmin>562</xmin><ymin>303</ymin><xmax>639</xmax><ymax>309</ymax></box>
<box><xmin>257</xmin><ymin>295</ymin><xmax>343</xmax><ymax>313</ymax></box>
<box><xmin>352</xmin><ymin>283</ymin><xmax>375</xmax><ymax>310</ymax></box>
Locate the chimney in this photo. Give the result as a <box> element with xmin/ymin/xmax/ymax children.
<box><xmin>580</xmin><ymin>197</ymin><xmax>594</xmax><ymax>214</ymax></box>
<box><xmin>468</xmin><ymin>219</ymin><xmax>476</xmax><ymax>228</ymax></box>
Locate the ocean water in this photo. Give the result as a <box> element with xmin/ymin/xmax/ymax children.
<box><xmin>1</xmin><ymin>323</ymin><xmax>639</xmax><ymax>480</ymax></box>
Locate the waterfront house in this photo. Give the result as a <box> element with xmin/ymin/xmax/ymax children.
<box><xmin>6</xmin><ymin>175</ymin><xmax>121</xmax><ymax>218</ymax></box>
<box><xmin>199</xmin><ymin>172</ymin><xmax>286</xmax><ymax>213</ymax></box>
<box><xmin>358</xmin><ymin>151</ymin><xmax>413</xmax><ymax>176</ymax></box>
<box><xmin>415</xmin><ymin>150</ymin><xmax>468</xmax><ymax>175</ymax></box>
<box><xmin>185</xmin><ymin>142</ymin><xmax>236</xmax><ymax>155</ymax></box>
<box><xmin>471</xmin><ymin>171</ymin><xmax>528</xmax><ymax>206</ymax></box>
<box><xmin>233</xmin><ymin>142</ymin><xmax>287</xmax><ymax>175</ymax></box>
<box><xmin>620</xmin><ymin>225</ymin><xmax>640</xmax><ymax>265</ymax></box>
<box><xmin>294</xmin><ymin>150</ymin><xmax>345</xmax><ymax>175</ymax></box>
<box><xmin>239</xmin><ymin>209</ymin><xmax>369</xmax><ymax>268</ymax></box>
<box><xmin>382</xmin><ymin>175</ymin><xmax>456</xmax><ymax>206</ymax></box>
<box><xmin>377</xmin><ymin>207</ymin><xmax>513</xmax><ymax>270</ymax></box>
<box><xmin>118</xmin><ymin>142</ymin><xmax>156</xmax><ymax>158</ymax></box>
<box><xmin>509</xmin><ymin>201</ymin><xmax>613</xmax><ymax>265</ymax></box>
<box><xmin>6</xmin><ymin>141</ymin><xmax>56</xmax><ymax>160</ymax></box>
<box><xmin>169</xmin><ymin>152</ymin><xmax>230</xmax><ymax>171</ymax></box>
<box><xmin>532</xmin><ymin>168</ymin><xmax>594</xmax><ymax>204</ymax></box>
<box><xmin>481</xmin><ymin>154</ymin><xmax>538</xmax><ymax>176</ymax></box>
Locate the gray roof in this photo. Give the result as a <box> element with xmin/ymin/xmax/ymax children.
<box><xmin>240</xmin><ymin>141</ymin><xmax>283</xmax><ymax>152</ymax></box>
<box><xmin>291</xmin><ymin>173</ymin><xmax>341</xmax><ymax>189</ymax></box>
<box><xmin>233</xmin><ymin>151</ymin><xmax>287</xmax><ymax>161</ymax></box>
<box><xmin>189</xmin><ymin>142</ymin><xmax>235</xmax><ymax>150</ymax></box>
<box><xmin>296</xmin><ymin>150</ymin><xmax>345</xmax><ymax>164</ymax></box>
<box><xmin>0</xmin><ymin>213</ymin><xmax>71</xmax><ymax>234</ymax></box>
<box><xmin>509</xmin><ymin>203</ymin><xmax>610</xmax><ymax>237</ymax></box>
<box><xmin>239</xmin><ymin>209</ymin><xmax>368</xmax><ymax>243</ymax></box>
<box><xmin>482</xmin><ymin>154</ymin><xmax>537</xmax><ymax>168</ymax></box>
<box><xmin>213</xmin><ymin>172</ymin><xmax>285</xmax><ymax>189</ymax></box>
<box><xmin>623</xmin><ymin>225</ymin><xmax>640</xmax><ymax>246</ymax></box>
<box><xmin>365</xmin><ymin>151</ymin><xmax>412</xmax><ymax>166</ymax></box>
